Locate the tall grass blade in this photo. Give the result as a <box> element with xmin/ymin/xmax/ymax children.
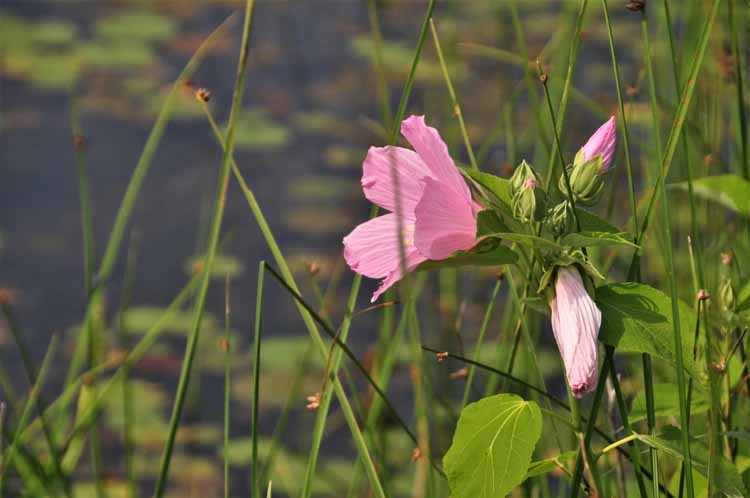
<box><xmin>153</xmin><ymin>2</ymin><xmax>256</xmax><ymax>496</ymax></box>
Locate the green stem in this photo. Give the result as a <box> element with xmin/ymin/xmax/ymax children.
<box><xmin>430</xmin><ymin>19</ymin><xmax>478</xmax><ymax>170</ymax></box>
<box><xmin>153</xmin><ymin>3</ymin><xmax>255</xmax><ymax>496</ymax></box>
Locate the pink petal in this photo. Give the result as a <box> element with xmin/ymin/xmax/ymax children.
<box><xmin>400</xmin><ymin>115</ymin><xmax>471</xmax><ymax>201</ymax></box>
<box><xmin>580</xmin><ymin>116</ymin><xmax>617</xmax><ymax>173</ymax></box>
<box><xmin>413</xmin><ymin>177</ymin><xmax>478</xmax><ymax>260</ymax></box>
<box><xmin>550</xmin><ymin>266</ymin><xmax>601</xmax><ymax>398</ymax></box>
<box><xmin>342</xmin><ymin>213</ymin><xmax>426</xmax><ymax>302</ymax></box>
<box><xmin>361</xmin><ymin>145</ymin><xmax>433</xmax><ymax>216</ymax></box>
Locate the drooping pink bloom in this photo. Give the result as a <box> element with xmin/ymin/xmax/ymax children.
<box><xmin>580</xmin><ymin>115</ymin><xmax>616</xmax><ymax>173</ymax></box>
<box><xmin>343</xmin><ymin>115</ymin><xmax>480</xmax><ymax>302</ymax></box>
<box><xmin>549</xmin><ymin>266</ymin><xmax>601</xmax><ymax>398</ymax></box>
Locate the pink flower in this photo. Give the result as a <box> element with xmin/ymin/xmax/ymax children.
<box><xmin>580</xmin><ymin>116</ymin><xmax>616</xmax><ymax>173</ymax></box>
<box><xmin>549</xmin><ymin>266</ymin><xmax>601</xmax><ymax>398</ymax></box>
<box><xmin>343</xmin><ymin>115</ymin><xmax>479</xmax><ymax>302</ymax></box>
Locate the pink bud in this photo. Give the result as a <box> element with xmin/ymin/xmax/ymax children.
<box><xmin>523</xmin><ymin>177</ymin><xmax>537</xmax><ymax>190</ymax></box>
<box><xmin>580</xmin><ymin>116</ymin><xmax>616</xmax><ymax>173</ymax></box>
<box><xmin>549</xmin><ymin>266</ymin><xmax>601</xmax><ymax>398</ymax></box>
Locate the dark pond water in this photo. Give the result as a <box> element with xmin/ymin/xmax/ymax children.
<box><xmin>1</xmin><ymin>1</ymin><xmax>648</xmax><ymax>495</ymax></box>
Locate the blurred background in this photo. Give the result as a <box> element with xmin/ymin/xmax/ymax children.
<box><xmin>1</xmin><ymin>1</ymin><xmax>743</xmax><ymax>496</ymax></box>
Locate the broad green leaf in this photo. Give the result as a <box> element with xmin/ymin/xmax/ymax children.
<box><xmin>418</xmin><ymin>243</ymin><xmax>517</xmax><ymax>270</ymax></box>
<box><xmin>669</xmin><ymin>174</ymin><xmax>750</xmax><ymax>217</ymax></box>
<box><xmin>629</xmin><ymin>383</ymin><xmax>709</xmax><ymax>423</ymax></box>
<box><xmin>596</xmin><ymin>283</ymin><xmax>699</xmax><ymax>378</ymax></box>
<box><xmin>461</xmin><ymin>168</ymin><xmax>512</xmax><ymax>208</ymax></box>
<box><xmin>444</xmin><ymin>394</ymin><xmax>542</xmax><ymax>498</ymax></box>
<box><xmin>637</xmin><ymin>426</ymin><xmax>748</xmax><ymax>498</ymax></box>
<box><xmin>560</xmin><ymin>231</ymin><xmax>638</xmax><ymax>248</ymax></box>
<box><xmin>575</xmin><ymin>208</ymin><xmax>620</xmax><ymax>233</ymax></box>
<box><xmin>484</xmin><ymin>232</ymin><xmax>562</xmax><ymax>251</ymax></box>
<box><xmin>476</xmin><ymin>209</ymin><xmax>509</xmax><ymax>237</ymax></box>
<box><xmin>525</xmin><ymin>450</ymin><xmax>577</xmax><ymax>479</ymax></box>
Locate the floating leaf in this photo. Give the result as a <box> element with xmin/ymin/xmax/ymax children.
<box><xmin>637</xmin><ymin>426</ymin><xmax>748</xmax><ymax>498</ymax></box>
<box><xmin>287</xmin><ymin>175</ymin><xmax>354</xmax><ymax>201</ymax></box>
<box><xmin>596</xmin><ymin>283</ymin><xmax>699</xmax><ymax>378</ymax></box>
<box><xmin>629</xmin><ymin>383</ymin><xmax>709</xmax><ymax>423</ymax></box>
<box><xmin>122</xmin><ymin>306</ymin><xmax>219</xmax><ymax>336</ymax></box>
<box><xmin>560</xmin><ymin>231</ymin><xmax>638</xmax><ymax>249</ymax></box>
<box><xmin>669</xmin><ymin>175</ymin><xmax>750</xmax><ymax>217</ymax></box>
<box><xmin>95</xmin><ymin>10</ymin><xmax>177</xmax><ymax>43</ymax></box>
<box><xmin>184</xmin><ymin>254</ymin><xmax>245</xmax><ymax>280</ymax></box>
<box><xmin>76</xmin><ymin>40</ymin><xmax>156</xmax><ymax>69</ymax></box>
<box><xmin>444</xmin><ymin>394</ymin><xmax>542</xmax><ymax>498</ymax></box>
<box><xmin>231</xmin><ymin>109</ymin><xmax>290</xmax><ymax>150</ymax></box>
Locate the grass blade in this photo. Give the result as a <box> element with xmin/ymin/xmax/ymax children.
<box><xmin>153</xmin><ymin>2</ymin><xmax>256</xmax><ymax>496</ymax></box>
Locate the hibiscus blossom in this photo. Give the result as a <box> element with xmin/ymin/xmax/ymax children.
<box><xmin>343</xmin><ymin>115</ymin><xmax>480</xmax><ymax>302</ymax></box>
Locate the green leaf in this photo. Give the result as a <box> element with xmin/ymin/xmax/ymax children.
<box><xmin>636</xmin><ymin>426</ymin><xmax>748</xmax><ymax>498</ymax></box>
<box><xmin>525</xmin><ymin>450</ymin><xmax>577</xmax><ymax>479</ymax></box>
<box><xmin>596</xmin><ymin>283</ymin><xmax>699</xmax><ymax>378</ymax></box>
<box><xmin>560</xmin><ymin>231</ymin><xmax>638</xmax><ymax>249</ymax></box>
<box><xmin>484</xmin><ymin>232</ymin><xmax>562</xmax><ymax>251</ymax></box>
<box><xmin>462</xmin><ymin>168</ymin><xmax>512</xmax><ymax>208</ymax></box>
<box><xmin>737</xmin><ymin>280</ymin><xmax>750</xmax><ymax>308</ymax></box>
<box><xmin>476</xmin><ymin>209</ymin><xmax>509</xmax><ymax>237</ymax></box>
<box><xmin>444</xmin><ymin>394</ymin><xmax>542</xmax><ymax>498</ymax></box>
<box><xmin>669</xmin><ymin>174</ymin><xmax>750</xmax><ymax>217</ymax></box>
<box><xmin>629</xmin><ymin>383</ymin><xmax>709</xmax><ymax>423</ymax></box>
<box><xmin>417</xmin><ymin>243</ymin><xmax>517</xmax><ymax>271</ymax></box>
<box><xmin>575</xmin><ymin>208</ymin><xmax>620</xmax><ymax>233</ymax></box>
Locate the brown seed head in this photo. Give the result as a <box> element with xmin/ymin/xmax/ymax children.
<box><xmin>220</xmin><ymin>338</ymin><xmax>229</xmax><ymax>352</ymax></box>
<box><xmin>72</xmin><ymin>134</ymin><xmax>86</xmax><ymax>151</ymax></box>
<box><xmin>195</xmin><ymin>87</ymin><xmax>212</xmax><ymax>103</ymax></box>
<box><xmin>436</xmin><ymin>351</ymin><xmax>449</xmax><ymax>363</ymax></box>
<box><xmin>411</xmin><ymin>447</ymin><xmax>422</xmax><ymax>462</ymax></box>
<box><xmin>697</xmin><ymin>289</ymin><xmax>710</xmax><ymax>302</ymax></box>
<box><xmin>539</xmin><ymin>73</ymin><xmax>548</xmax><ymax>84</ymax></box>
<box><xmin>192</xmin><ymin>260</ymin><xmax>205</xmax><ymax>275</ymax></box>
<box><xmin>306</xmin><ymin>392</ymin><xmax>321</xmax><ymax>410</ymax></box>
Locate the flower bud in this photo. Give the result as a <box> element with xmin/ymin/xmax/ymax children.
<box><xmin>510</xmin><ymin>160</ymin><xmax>540</xmax><ymax>198</ymax></box>
<box><xmin>559</xmin><ymin>156</ymin><xmax>605</xmax><ymax>206</ymax></box>
<box><xmin>512</xmin><ymin>174</ymin><xmax>547</xmax><ymax>223</ymax></box>
<box><xmin>719</xmin><ymin>277</ymin><xmax>736</xmax><ymax>312</ymax></box>
<box><xmin>545</xmin><ymin>200</ymin><xmax>574</xmax><ymax>237</ymax></box>
<box><xmin>578</xmin><ymin>116</ymin><xmax>617</xmax><ymax>173</ymax></box>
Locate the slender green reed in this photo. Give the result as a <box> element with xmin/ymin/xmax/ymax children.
<box><xmin>65</xmin><ymin>12</ymin><xmax>236</xmax><ymax>388</ymax></box>
<box><xmin>153</xmin><ymin>2</ymin><xmax>255</xmax><ymax>496</ymax></box>
<box><xmin>430</xmin><ymin>19</ymin><xmax>477</xmax><ymax>170</ymax></box>
<box><xmin>198</xmin><ymin>105</ymin><xmax>386</xmax><ymax>498</ymax></box>
<box><xmin>728</xmin><ymin>0</ymin><xmax>749</xmax><ymax>180</ymax></box>
<box><xmin>1</xmin><ymin>305</ymin><xmax>70</xmax><ymax>497</ymax></box>
<box><xmin>602</xmin><ymin>0</ymin><xmax>639</xmax><ymax>239</ymax></box>
<box><xmin>367</xmin><ymin>0</ymin><xmax>393</xmax><ymax>130</ymax></box>
<box><xmin>543</xmin><ymin>0</ymin><xmax>588</xmax><ymax>184</ymax></box>
<box><xmin>0</xmin><ymin>334</ymin><xmax>58</xmax><ymax>495</ymax></box>
<box><xmin>460</xmin><ymin>278</ymin><xmax>501</xmax><ymax>408</ymax></box>
<box><xmin>251</xmin><ymin>262</ymin><xmax>264</xmax><ymax>498</ymax></box>
<box><xmin>223</xmin><ymin>275</ymin><xmax>231</xmax><ymax>498</ymax></box>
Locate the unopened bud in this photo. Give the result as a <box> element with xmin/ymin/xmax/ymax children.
<box><xmin>559</xmin><ymin>157</ymin><xmax>605</xmax><ymax>206</ymax></box>
<box><xmin>545</xmin><ymin>201</ymin><xmax>575</xmax><ymax>237</ymax></box>
<box><xmin>721</xmin><ymin>251</ymin><xmax>733</xmax><ymax>267</ymax></box>
<box><xmin>511</xmin><ymin>161</ymin><xmax>546</xmax><ymax>222</ymax></box>
<box><xmin>697</xmin><ymin>289</ymin><xmax>710</xmax><ymax>302</ymax></box>
<box><xmin>719</xmin><ymin>278</ymin><xmax>736</xmax><ymax>312</ymax></box>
